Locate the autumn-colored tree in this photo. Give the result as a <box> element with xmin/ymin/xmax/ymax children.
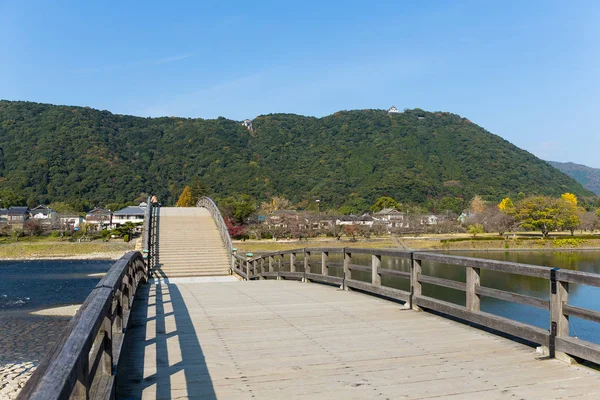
<box><xmin>343</xmin><ymin>225</ymin><xmax>360</xmax><ymax>241</ymax></box>
<box><xmin>225</xmin><ymin>217</ymin><xmax>247</xmax><ymax>239</ymax></box>
<box><xmin>260</xmin><ymin>196</ymin><xmax>292</xmax><ymax>214</ymax></box>
<box><xmin>176</xmin><ymin>186</ymin><xmax>195</xmax><ymax>207</ymax></box>
<box><xmin>561</xmin><ymin>192</ymin><xmax>578</xmax><ymax>207</ymax></box>
<box><xmin>558</xmin><ymin>193</ymin><xmax>581</xmax><ymax>236</ymax></box>
<box><xmin>470</xmin><ymin>195</ymin><xmax>486</xmax><ymax>214</ymax></box>
<box><xmin>498</xmin><ymin>197</ymin><xmax>515</xmax><ymax>213</ymax></box>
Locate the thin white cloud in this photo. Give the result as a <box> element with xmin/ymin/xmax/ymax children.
<box><xmin>153</xmin><ymin>53</ymin><xmax>194</xmax><ymax>64</ymax></box>
<box><xmin>72</xmin><ymin>53</ymin><xmax>194</xmax><ymax>73</ymax></box>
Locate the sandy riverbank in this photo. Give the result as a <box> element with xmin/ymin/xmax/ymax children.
<box><xmin>0</xmin><ymin>361</ymin><xmax>36</xmax><ymax>400</ymax></box>
<box><xmin>29</xmin><ymin>304</ymin><xmax>81</xmax><ymax>317</ymax></box>
<box><xmin>0</xmin><ymin>240</ymin><xmax>137</xmax><ymax>260</ymax></box>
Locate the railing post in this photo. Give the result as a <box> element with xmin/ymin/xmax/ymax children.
<box><xmin>114</xmin><ymin>291</ymin><xmax>123</xmax><ymax>333</ymax></box>
<box><xmin>231</xmin><ymin>248</ymin><xmax>237</xmax><ymax>275</ymax></box>
<box><xmin>269</xmin><ymin>255</ymin><xmax>274</xmax><ymax>273</ymax></box>
<box><xmin>343</xmin><ymin>249</ymin><xmax>351</xmax><ymax>290</ymax></box>
<box><xmin>245</xmin><ymin>259</ymin><xmax>250</xmax><ymax>281</ymax></box>
<box><xmin>466</xmin><ymin>266</ymin><xmax>481</xmax><ymax>312</ymax></box>
<box><xmin>260</xmin><ymin>258</ymin><xmax>265</xmax><ymax>278</ymax></box>
<box><xmin>321</xmin><ymin>251</ymin><xmax>329</xmax><ymax>276</ymax></box>
<box><xmin>304</xmin><ymin>249</ymin><xmax>310</xmax><ymax>282</ymax></box>
<box><xmin>277</xmin><ymin>254</ymin><xmax>282</xmax><ymax>279</ymax></box>
<box><xmin>290</xmin><ymin>252</ymin><xmax>296</xmax><ymax>273</ymax></box>
<box><xmin>102</xmin><ymin>314</ymin><xmax>113</xmax><ymax>375</ymax></box>
<box><xmin>71</xmin><ymin>358</ymin><xmax>89</xmax><ymax>399</ymax></box>
<box><xmin>372</xmin><ymin>254</ymin><xmax>381</xmax><ymax>287</ymax></box>
<box><xmin>410</xmin><ymin>253</ymin><xmax>422</xmax><ymax>311</ymax></box>
<box><xmin>122</xmin><ymin>276</ymin><xmax>130</xmax><ymax>311</ymax></box>
<box><xmin>550</xmin><ymin>268</ymin><xmax>570</xmax><ymax>360</ymax></box>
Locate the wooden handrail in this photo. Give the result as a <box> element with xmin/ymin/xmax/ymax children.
<box><xmin>17</xmin><ymin>252</ymin><xmax>147</xmax><ymax>400</ymax></box>
<box><xmin>196</xmin><ymin>196</ymin><xmax>234</xmax><ymax>271</ymax></box>
<box><xmin>235</xmin><ymin>247</ymin><xmax>600</xmax><ymax>366</ymax></box>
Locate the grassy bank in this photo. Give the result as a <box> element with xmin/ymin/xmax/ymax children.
<box><xmin>234</xmin><ymin>237</ymin><xmax>396</xmax><ymax>253</ymax></box>
<box><xmin>235</xmin><ymin>234</ymin><xmax>600</xmax><ymax>253</ymax></box>
<box><xmin>0</xmin><ymin>238</ymin><xmax>135</xmax><ymax>259</ymax></box>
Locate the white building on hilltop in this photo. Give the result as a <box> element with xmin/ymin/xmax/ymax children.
<box><xmin>242</xmin><ymin>119</ymin><xmax>253</xmax><ymax>131</ymax></box>
<box><xmin>387</xmin><ymin>105</ymin><xmax>401</xmax><ymax>114</ymax></box>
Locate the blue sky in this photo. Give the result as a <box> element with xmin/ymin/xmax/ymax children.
<box><xmin>1</xmin><ymin>1</ymin><xmax>599</xmax><ymax>167</ymax></box>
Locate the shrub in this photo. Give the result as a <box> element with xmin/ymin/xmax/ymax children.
<box><xmin>123</xmin><ymin>234</ymin><xmax>130</xmax><ymax>243</ymax></box>
<box><xmin>552</xmin><ymin>238</ymin><xmax>585</xmax><ymax>248</ymax></box>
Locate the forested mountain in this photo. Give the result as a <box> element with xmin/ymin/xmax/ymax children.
<box><xmin>548</xmin><ymin>161</ymin><xmax>600</xmax><ymax>196</ymax></box>
<box><xmin>0</xmin><ymin>100</ymin><xmax>595</xmax><ymax>210</ymax></box>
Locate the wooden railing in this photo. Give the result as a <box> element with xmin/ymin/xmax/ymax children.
<box><xmin>234</xmin><ymin>247</ymin><xmax>600</xmax><ymax>365</ymax></box>
<box><xmin>17</xmin><ymin>251</ymin><xmax>147</xmax><ymax>400</ymax></box>
<box><xmin>142</xmin><ymin>196</ymin><xmax>154</xmax><ymax>272</ymax></box>
<box><xmin>196</xmin><ymin>196</ymin><xmax>234</xmax><ymax>271</ymax></box>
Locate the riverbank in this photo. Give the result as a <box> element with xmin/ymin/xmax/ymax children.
<box><xmin>0</xmin><ymin>240</ymin><xmax>136</xmax><ymax>260</ymax></box>
<box><xmin>0</xmin><ymin>361</ymin><xmax>35</xmax><ymax>400</ymax></box>
<box><xmin>234</xmin><ymin>235</ymin><xmax>600</xmax><ymax>253</ymax></box>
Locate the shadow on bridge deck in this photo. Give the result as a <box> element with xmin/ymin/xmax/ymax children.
<box><xmin>116</xmin><ymin>282</ymin><xmax>216</xmax><ymax>399</ymax></box>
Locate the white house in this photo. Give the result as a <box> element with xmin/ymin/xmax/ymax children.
<box><xmin>372</xmin><ymin>208</ymin><xmax>408</xmax><ymax>229</ymax></box>
<box><xmin>335</xmin><ymin>215</ymin><xmax>375</xmax><ymax>227</ymax></box>
<box><xmin>58</xmin><ymin>215</ymin><xmax>85</xmax><ymax>230</ymax></box>
<box><xmin>112</xmin><ymin>203</ymin><xmax>146</xmax><ymax>227</ymax></box>
<box><xmin>387</xmin><ymin>105</ymin><xmax>401</xmax><ymax>114</ymax></box>
<box><xmin>29</xmin><ymin>205</ymin><xmax>57</xmax><ymax>222</ymax></box>
<box><xmin>86</xmin><ymin>207</ymin><xmax>113</xmax><ymax>229</ymax></box>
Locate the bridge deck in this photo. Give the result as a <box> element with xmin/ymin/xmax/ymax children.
<box><xmin>117</xmin><ymin>280</ymin><xmax>600</xmax><ymax>399</ymax></box>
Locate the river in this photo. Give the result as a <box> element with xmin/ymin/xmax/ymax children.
<box><xmin>0</xmin><ymin>260</ymin><xmax>112</xmax><ymax>365</ymax></box>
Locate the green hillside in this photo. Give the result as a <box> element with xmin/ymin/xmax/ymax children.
<box><xmin>0</xmin><ymin>100</ymin><xmax>594</xmax><ymax>210</ymax></box>
<box><xmin>548</xmin><ymin>161</ymin><xmax>600</xmax><ymax>196</ymax></box>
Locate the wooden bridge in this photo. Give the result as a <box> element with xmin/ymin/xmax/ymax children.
<box><xmin>18</xmin><ymin>198</ymin><xmax>600</xmax><ymax>399</ymax></box>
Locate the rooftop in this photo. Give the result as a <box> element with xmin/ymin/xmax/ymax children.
<box><xmin>113</xmin><ymin>206</ymin><xmax>146</xmax><ymax>216</ymax></box>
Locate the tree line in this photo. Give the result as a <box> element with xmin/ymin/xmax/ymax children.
<box><xmin>0</xmin><ymin>100</ymin><xmax>595</xmax><ymax>212</ymax></box>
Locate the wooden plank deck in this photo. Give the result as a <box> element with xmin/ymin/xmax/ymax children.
<box><xmin>116</xmin><ymin>280</ymin><xmax>600</xmax><ymax>399</ymax></box>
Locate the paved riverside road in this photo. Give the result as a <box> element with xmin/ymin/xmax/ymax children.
<box><xmin>116</xmin><ymin>280</ymin><xmax>600</xmax><ymax>399</ymax></box>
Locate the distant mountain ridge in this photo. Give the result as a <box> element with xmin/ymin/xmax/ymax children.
<box><xmin>0</xmin><ymin>100</ymin><xmax>595</xmax><ymax>209</ymax></box>
<box><xmin>548</xmin><ymin>161</ymin><xmax>600</xmax><ymax>196</ymax></box>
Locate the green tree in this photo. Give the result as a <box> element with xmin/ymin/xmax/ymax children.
<box><xmin>189</xmin><ymin>176</ymin><xmax>208</xmax><ymax>204</ymax></box>
<box><xmin>515</xmin><ymin>196</ymin><xmax>561</xmax><ymax>238</ymax></box>
<box><xmin>48</xmin><ymin>201</ymin><xmax>79</xmax><ymax>213</ymax></box>
<box><xmin>468</xmin><ymin>224</ymin><xmax>484</xmax><ymax>237</ymax></box>
<box><xmin>0</xmin><ymin>187</ymin><xmax>25</xmax><ymax>208</ymax></box>
<box><xmin>176</xmin><ymin>186</ymin><xmax>195</xmax><ymax>207</ymax></box>
<box><xmin>370</xmin><ymin>196</ymin><xmax>400</xmax><ymax>213</ymax></box>
<box><xmin>219</xmin><ymin>194</ymin><xmax>256</xmax><ymax>224</ymax></box>
<box><xmin>438</xmin><ymin>197</ymin><xmax>465</xmax><ymax>214</ymax></box>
